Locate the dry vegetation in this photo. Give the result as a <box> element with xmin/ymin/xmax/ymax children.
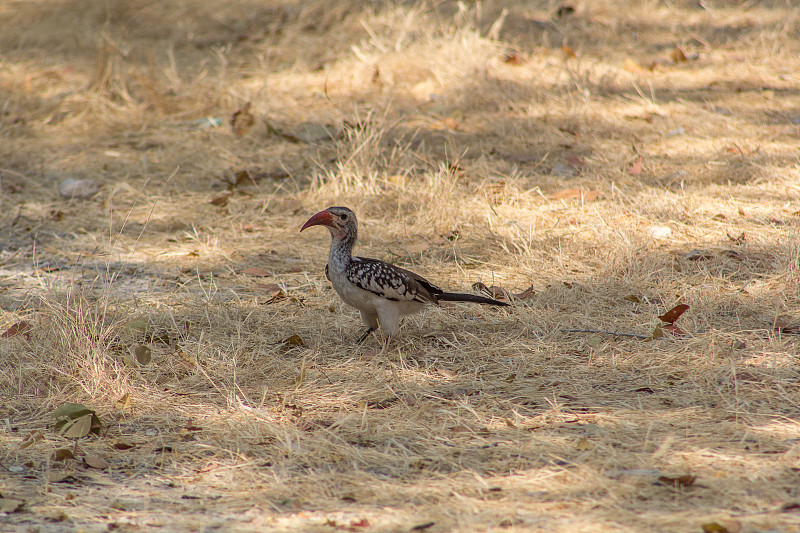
<box><xmin>2</xmin><ymin>0</ymin><xmax>800</xmax><ymax>531</ymax></box>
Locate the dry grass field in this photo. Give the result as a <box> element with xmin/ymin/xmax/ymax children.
<box><xmin>2</xmin><ymin>0</ymin><xmax>800</xmax><ymax>531</ymax></box>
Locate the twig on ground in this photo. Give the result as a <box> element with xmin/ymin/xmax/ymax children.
<box><xmin>560</xmin><ymin>328</ymin><xmax>650</xmax><ymax>339</ymax></box>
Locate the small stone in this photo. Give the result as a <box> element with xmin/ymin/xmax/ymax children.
<box><xmin>59</xmin><ymin>178</ymin><xmax>99</xmax><ymax>199</ymax></box>
<box><xmin>647</xmin><ymin>226</ymin><xmax>672</xmax><ymax>239</ymax></box>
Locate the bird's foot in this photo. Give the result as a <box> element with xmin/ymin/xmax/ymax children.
<box><xmin>357</xmin><ymin>327</ymin><xmax>376</xmax><ymax>344</ymax></box>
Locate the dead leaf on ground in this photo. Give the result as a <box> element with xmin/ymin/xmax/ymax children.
<box><xmin>209</xmin><ymin>193</ymin><xmax>231</xmax><ymax>207</ymax></box>
<box><xmin>230</xmin><ymin>101</ymin><xmax>254</xmax><ymax>136</ymax></box>
<box><xmin>658</xmin><ymin>304</ymin><xmax>689</xmax><ymax>324</ymax></box>
<box><xmin>51</xmin><ymin>448</ymin><xmax>75</xmax><ymax>461</ymax></box>
<box><xmin>623</xmin><ymin>294</ymin><xmax>641</xmax><ymax>303</ymax></box>
<box><xmin>727</xmin><ymin>232</ymin><xmax>746</xmax><ymax>244</ymax></box>
<box><xmin>2</xmin><ymin>321</ymin><xmax>31</xmax><ymax>338</ymax></box>
<box><xmin>133</xmin><ymin>345</ymin><xmax>151</xmax><ymax>365</ymax></box>
<box><xmin>561</xmin><ymin>46</ymin><xmax>576</xmax><ymax>58</ymax></box>
<box><xmin>257</xmin><ymin>283</ymin><xmax>281</xmax><ymax>293</ymax></box>
<box><xmin>663</xmin><ymin>324</ymin><xmax>687</xmax><ymax>335</ymax></box>
<box><xmin>224</xmin><ymin>169</ymin><xmax>257</xmax><ymax>190</ymax></box>
<box><xmin>658</xmin><ymin>473</ymin><xmax>696</xmax><ymax>487</ymax></box>
<box><xmin>702</xmin><ymin>519</ymin><xmax>742</xmax><ymax>533</ymax></box>
<box><xmin>0</xmin><ymin>498</ymin><xmax>25</xmax><ymax>513</ymax></box>
<box><xmin>19</xmin><ymin>430</ymin><xmax>44</xmax><ymax>450</ymax></box>
<box><xmin>587</xmin><ymin>336</ymin><xmax>603</xmax><ymax>347</ymax></box>
<box><xmin>242</xmin><ymin>267</ymin><xmax>270</xmax><ymax>277</ymax></box>
<box><xmin>472</xmin><ymin>282</ymin><xmax>509</xmax><ymax>300</ymax></box>
<box><xmin>53</xmin><ymin>403</ymin><xmax>102</xmax><ymax>438</ymax></box>
<box><xmin>284</xmin><ymin>334</ymin><xmax>304</xmax><ymax>347</ymax></box>
<box><xmin>513</xmin><ymin>286</ymin><xmax>536</xmax><ymax>300</ymax></box>
<box><xmin>670</xmin><ymin>47</ymin><xmax>687</xmax><ymax>63</ymax></box>
<box><xmin>83</xmin><ymin>455</ymin><xmax>109</xmax><ymax>469</ymax></box>
<box><xmin>60</xmin><ymin>413</ymin><xmax>93</xmax><ymax>438</ymax></box>
<box><xmin>628</xmin><ymin>157</ymin><xmax>643</xmax><ymax>175</ymax></box>
<box><xmin>502</xmin><ymin>52</ymin><xmax>523</xmax><ymax>65</ymax></box>
<box><xmin>343</xmin><ymin>518</ymin><xmax>371</xmax><ymax>530</ymax></box>
<box><xmin>115</xmin><ymin>393</ymin><xmax>131</xmax><ymax>412</ymax></box>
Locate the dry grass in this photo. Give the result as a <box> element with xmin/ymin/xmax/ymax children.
<box><xmin>2</xmin><ymin>0</ymin><xmax>800</xmax><ymax>531</ymax></box>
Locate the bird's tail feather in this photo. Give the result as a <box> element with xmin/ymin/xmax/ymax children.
<box><xmin>438</xmin><ymin>292</ymin><xmax>510</xmax><ymax>306</ymax></box>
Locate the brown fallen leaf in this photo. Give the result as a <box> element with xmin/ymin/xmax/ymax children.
<box><xmin>209</xmin><ymin>194</ymin><xmax>231</xmax><ymax>207</ymax></box>
<box><xmin>60</xmin><ymin>413</ymin><xmax>93</xmax><ymax>439</ymax></box>
<box><xmin>670</xmin><ymin>47</ymin><xmax>687</xmax><ymax>63</ymax></box>
<box><xmin>658</xmin><ymin>304</ymin><xmax>689</xmax><ymax>324</ymax></box>
<box><xmin>502</xmin><ymin>52</ymin><xmax>523</xmax><ymax>65</ymax></box>
<box><xmin>0</xmin><ymin>498</ymin><xmax>25</xmax><ymax>513</ymax></box>
<box><xmin>83</xmin><ymin>455</ymin><xmax>109</xmax><ymax>469</ymax></box>
<box><xmin>702</xmin><ymin>519</ymin><xmax>741</xmax><ymax>533</ymax></box>
<box><xmin>115</xmin><ymin>393</ymin><xmax>131</xmax><ymax>412</ymax></box>
<box><xmin>555</xmin><ymin>4</ymin><xmax>575</xmax><ymax>18</ymax></box>
<box><xmin>628</xmin><ymin>157</ymin><xmax>643</xmax><ymax>175</ymax></box>
<box><xmin>727</xmin><ymin>232</ymin><xmax>746</xmax><ymax>244</ymax></box>
<box><xmin>658</xmin><ymin>473</ymin><xmax>695</xmax><ymax>487</ymax></box>
<box><xmin>52</xmin><ymin>448</ymin><xmax>75</xmax><ymax>461</ymax></box>
<box><xmin>133</xmin><ymin>345</ymin><xmax>151</xmax><ymax>365</ymax></box>
<box><xmin>2</xmin><ymin>321</ymin><xmax>31</xmax><ymax>338</ymax></box>
<box><xmin>561</xmin><ymin>46</ymin><xmax>576</xmax><ymax>59</ymax></box>
<box><xmin>284</xmin><ymin>334</ymin><xmax>304</xmax><ymax>347</ymax></box>
<box><xmin>19</xmin><ymin>430</ymin><xmax>44</xmax><ymax>450</ymax></box>
<box><xmin>471</xmin><ymin>282</ymin><xmax>506</xmax><ymax>301</ymax></box>
<box><xmin>230</xmin><ymin>101</ymin><xmax>254</xmax><ymax>136</ymax></box>
<box><xmin>264</xmin><ymin>289</ymin><xmax>285</xmax><ymax>305</ymax></box>
<box><xmin>513</xmin><ymin>286</ymin><xmax>536</xmax><ymax>300</ymax></box>
<box><xmin>663</xmin><ymin>324</ymin><xmax>687</xmax><ymax>335</ymax></box>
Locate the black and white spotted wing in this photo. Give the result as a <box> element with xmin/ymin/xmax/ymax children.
<box><xmin>345</xmin><ymin>257</ymin><xmax>442</xmax><ymax>303</ymax></box>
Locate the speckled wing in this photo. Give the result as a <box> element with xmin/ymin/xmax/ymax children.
<box><xmin>346</xmin><ymin>257</ymin><xmax>442</xmax><ymax>303</ymax></box>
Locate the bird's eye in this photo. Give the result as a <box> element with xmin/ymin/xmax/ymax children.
<box><xmin>340</xmin><ymin>214</ymin><xmax>348</xmax><ymax>221</ymax></box>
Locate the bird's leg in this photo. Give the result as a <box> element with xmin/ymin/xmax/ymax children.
<box><xmin>358</xmin><ymin>311</ymin><xmax>379</xmax><ymax>344</ymax></box>
<box><xmin>357</xmin><ymin>327</ymin><xmax>376</xmax><ymax>344</ymax></box>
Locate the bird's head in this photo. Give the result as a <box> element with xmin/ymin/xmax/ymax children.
<box><xmin>300</xmin><ymin>206</ymin><xmax>357</xmax><ymax>242</ymax></box>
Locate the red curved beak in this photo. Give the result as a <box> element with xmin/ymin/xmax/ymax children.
<box><xmin>300</xmin><ymin>209</ymin><xmax>335</xmax><ymax>232</ymax></box>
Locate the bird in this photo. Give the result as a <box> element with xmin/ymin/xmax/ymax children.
<box><xmin>300</xmin><ymin>206</ymin><xmax>509</xmax><ymax>342</ymax></box>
